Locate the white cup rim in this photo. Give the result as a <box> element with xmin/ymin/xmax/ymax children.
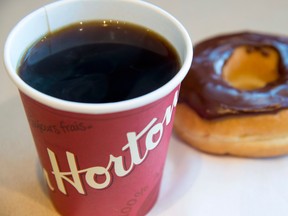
<box><xmin>4</xmin><ymin>0</ymin><xmax>193</xmax><ymax>114</ymax></box>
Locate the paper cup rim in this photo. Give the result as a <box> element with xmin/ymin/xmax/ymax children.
<box><xmin>4</xmin><ymin>0</ymin><xmax>193</xmax><ymax>114</ymax></box>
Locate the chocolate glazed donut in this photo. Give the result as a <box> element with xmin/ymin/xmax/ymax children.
<box><xmin>174</xmin><ymin>32</ymin><xmax>288</xmax><ymax>157</ymax></box>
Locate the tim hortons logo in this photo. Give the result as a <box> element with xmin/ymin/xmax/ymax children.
<box><xmin>43</xmin><ymin>91</ymin><xmax>179</xmax><ymax>195</ymax></box>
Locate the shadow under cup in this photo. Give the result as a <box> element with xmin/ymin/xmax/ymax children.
<box><xmin>4</xmin><ymin>0</ymin><xmax>192</xmax><ymax>215</ymax></box>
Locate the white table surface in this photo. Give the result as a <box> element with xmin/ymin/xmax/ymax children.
<box><xmin>1</xmin><ymin>0</ymin><xmax>288</xmax><ymax>215</ymax></box>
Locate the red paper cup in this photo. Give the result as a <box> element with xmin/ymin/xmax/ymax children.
<box><xmin>4</xmin><ymin>0</ymin><xmax>192</xmax><ymax>215</ymax></box>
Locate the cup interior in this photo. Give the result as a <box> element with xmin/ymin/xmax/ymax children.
<box><xmin>4</xmin><ymin>0</ymin><xmax>192</xmax><ymax>114</ymax></box>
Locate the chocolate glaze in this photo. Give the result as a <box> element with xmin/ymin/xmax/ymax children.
<box><xmin>179</xmin><ymin>32</ymin><xmax>288</xmax><ymax>119</ymax></box>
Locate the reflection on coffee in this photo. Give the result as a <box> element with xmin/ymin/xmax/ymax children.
<box><xmin>18</xmin><ymin>20</ymin><xmax>180</xmax><ymax>103</ymax></box>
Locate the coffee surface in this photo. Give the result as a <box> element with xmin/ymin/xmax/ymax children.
<box><xmin>18</xmin><ymin>20</ymin><xmax>180</xmax><ymax>103</ymax></box>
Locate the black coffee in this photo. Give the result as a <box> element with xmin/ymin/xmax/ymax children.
<box><xmin>18</xmin><ymin>20</ymin><xmax>180</xmax><ymax>103</ymax></box>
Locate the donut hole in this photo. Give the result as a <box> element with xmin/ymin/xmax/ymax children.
<box><xmin>222</xmin><ymin>45</ymin><xmax>280</xmax><ymax>90</ymax></box>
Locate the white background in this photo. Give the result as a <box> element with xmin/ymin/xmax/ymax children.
<box><xmin>1</xmin><ymin>0</ymin><xmax>288</xmax><ymax>215</ymax></box>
